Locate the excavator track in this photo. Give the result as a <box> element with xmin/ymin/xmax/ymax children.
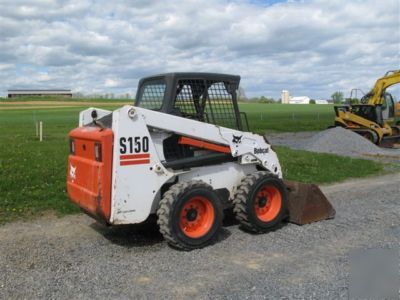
<box><xmin>350</xmin><ymin>128</ymin><xmax>379</xmax><ymax>144</ymax></box>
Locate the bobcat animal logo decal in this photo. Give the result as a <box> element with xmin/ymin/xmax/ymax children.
<box><xmin>232</xmin><ymin>135</ymin><xmax>242</xmax><ymax>144</ymax></box>
<box><xmin>69</xmin><ymin>164</ymin><xmax>76</xmax><ymax>181</ymax></box>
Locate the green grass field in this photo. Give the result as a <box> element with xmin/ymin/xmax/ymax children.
<box><xmin>2</xmin><ymin>96</ymin><xmax>132</xmax><ymax>103</ymax></box>
<box><xmin>239</xmin><ymin>103</ymin><xmax>334</xmax><ymax>133</ymax></box>
<box><xmin>0</xmin><ymin>103</ymin><xmax>385</xmax><ymax>224</ymax></box>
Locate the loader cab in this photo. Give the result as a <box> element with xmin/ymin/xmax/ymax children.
<box><xmin>135</xmin><ymin>72</ymin><xmax>248</xmax><ymax>131</ymax></box>
<box><xmin>349</xmin><ymin>93</ymin><xmax>395</xmax><ymax>125</ymax></box>
<box><xmin>351</xmin><ymin>104</ymin><xmax>384</xmax><ymax>126</ymax></box>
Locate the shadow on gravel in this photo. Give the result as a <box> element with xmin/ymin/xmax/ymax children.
<box><xmin>90</xmin><ymin>217</ymin><xmax>164</xmax><ymax>248</ymax></box>
<box><xmin>222</xmin><ymin>208</ymin><xmax>239</xmax><ymax>227</ymax></box>
<box><xmin>89</xmin><ymin>210</ymin><xmax>238</xmax><ymax>249</ymax></box>
<box><xmin>223</xmin><ymin>208</ymin><xmax>289</xmax><ymax>234</ymax></box>
<box><xmin>234</xmin><ymin>220</ymin><xmax>288</xmax><ymax>235</ymax></box>
<box><xmin>215</xmin><ymin>228</ymin><xmax>232</xmax><ymax>243</ymax></box>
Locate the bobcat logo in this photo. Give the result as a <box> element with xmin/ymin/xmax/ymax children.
<box><xmin>69</xmin><ymin>164</ymin><xmax>76</xmax><ymax>180</ymax></box>
<box><xmin>232</xmin><ymin>135</ymin><xmax>242</xmax><ymax>144</ymax></box>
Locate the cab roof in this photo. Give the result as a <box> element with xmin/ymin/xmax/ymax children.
<box><xmin>138</xmin><ymin>72</ymin><xmax>241</xmax><ymax>86</ymax></box>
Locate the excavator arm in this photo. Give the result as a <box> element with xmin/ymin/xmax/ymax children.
<box><xmin>361</xmin><ymin>70</ymin><xmax>400</xmax><ymax>105</ymax></box>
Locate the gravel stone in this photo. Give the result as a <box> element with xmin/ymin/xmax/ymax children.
<box><xmin>0</xmin><ymin>174</ymin><xmax>399</xmax><ymax>299</ymax></box>
<box><xmin>267</xmin><ymin>128</ymin><xmax>400</xmax><ymax>161</ymax></box>
<box><xmin>303</xmin><ymin>127</ymin><xmax>385</xmax><ymax>156</ymax></box>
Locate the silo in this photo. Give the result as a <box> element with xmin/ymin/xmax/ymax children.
<box><xmin>281</xmin><ymin>90</ymin><xmax>289</xmax><ymax>104</ymax></box>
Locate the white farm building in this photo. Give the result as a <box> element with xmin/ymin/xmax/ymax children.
<box><xmin>315</xmin><ymin>99</ymin><xmax>329</xmax><ymax>104</ymax></box>
<box><xmin>289</xmin><ymin>96</ymin><xmax>310</xmax><ymax>104</ymax></box>
<box><xmin>281</xmin><ymin>90</ymin><xmax>330</xmax><ymax>104</ymax></box>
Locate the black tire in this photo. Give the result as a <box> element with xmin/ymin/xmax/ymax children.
<box><xmin>233</xmin><ymin>171</ymin><xmax>287</xmax><ymax>233</ymax></box>
<box><xmin>157</xmin><ymin>180</ymin><xmax>223</xmax><ymax>250</ymax></box>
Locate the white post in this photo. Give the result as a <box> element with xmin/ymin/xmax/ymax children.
<box><xmin>39</xmin><ymin>121</ymin><xmax>43</xmax><ymax>142</ymax></box>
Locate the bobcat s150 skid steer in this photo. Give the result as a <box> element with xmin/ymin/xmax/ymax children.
<box><xmin>67</xmin><ymin>73</ymin><xmax>334</xmax><ymax>250</ymax></box>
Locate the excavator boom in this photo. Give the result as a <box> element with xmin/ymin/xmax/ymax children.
<box><xmin>361</xmin><ymin>70</ymin><xmax>400</xmax><ymax>105</ymax></box>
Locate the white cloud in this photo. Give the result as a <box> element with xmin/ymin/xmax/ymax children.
<box><xmin>0</xmin><ymin>0</ymin><xmax>399</xmax><ymax>98</ymax></box>
<box><xmin>104</xmin><ymin>78</ymin><xmax>120</xmax><ymax>88</ymax></box>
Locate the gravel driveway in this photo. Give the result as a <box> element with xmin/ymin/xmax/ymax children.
<box><xmin>1</xmin><ymin>173</ymin><xmax>399</xmax><ymax>299</ymax></box>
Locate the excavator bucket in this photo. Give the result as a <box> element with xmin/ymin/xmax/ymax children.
<box><xmin>284</xmin><ymin>180</ymin><xmax>336</xmax><ymax>225</ymax></box>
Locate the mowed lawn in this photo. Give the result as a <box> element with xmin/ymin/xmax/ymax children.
<box><xmin>0</xmin><ymin>103</ymin><xmax>384</xmax><ymax>224</ymax></box>
<box><xmin>239</xmin><ymin>103</ymin><xmax>335</xmax><ymax>133</ymax></box>
<box><xmin>0</xmin><ymin>106</ymin><xmax>120</xmax><ymax>223</ymax></box>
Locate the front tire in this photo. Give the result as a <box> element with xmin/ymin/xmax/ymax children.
<box><xmin>157</xmin><ymin>181</ymin><xmax>223</xmax><ymax>250</ymax></box>
<box><xmin>233</xmin><ymin>172</ymin><xmax>287</xmax><ymax>232</ymax></box>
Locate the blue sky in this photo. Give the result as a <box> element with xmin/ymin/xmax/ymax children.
<box><xmin>0</xmin><ymin>0</ymin><xmax>399</xmax><ymax>99</ymax></box>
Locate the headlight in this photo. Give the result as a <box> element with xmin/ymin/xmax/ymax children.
<box><xmin>94</xmin><ymin>142</ymin><xmax>102</xmax><ymax>162</ymax></box>
<box><xmin>69</xmin><ymin>139</ymin><xmax>75</xmax><ymax>155</ymax></box>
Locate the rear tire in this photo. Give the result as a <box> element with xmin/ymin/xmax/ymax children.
<box><xmin>157</xmin><ymin>180</ymin><xmax>223</xmax><ymax>250</ymax></box>
<box><xmin>233</xmin><ymin>171</ymin><xmax>287</xmax><ymax>232</ymax></box>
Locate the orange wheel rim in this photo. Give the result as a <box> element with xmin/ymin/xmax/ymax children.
<box><xmin>254</xmin><ymin>185</ymin><xmax>282</xmax><ymax>222</ymax></box>
<box><xmin>179</xmin><ymin>196</ymin><xmax>215</xmax><ymax>238</ymax></box>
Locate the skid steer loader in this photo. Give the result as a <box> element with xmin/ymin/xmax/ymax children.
<box><xmin>334</xmin><ymin>70</ymin><xmax>400</xmax><ymax>147</ymax></box>
<box><xmin>67</xmin><ymin>73</ymin><xmax>334</xmax><ymax>250</ymax></box>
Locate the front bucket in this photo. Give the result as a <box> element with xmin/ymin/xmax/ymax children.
<box><xmin>379</xmin><ymin>135</ymin><xmax>400</xmax><ymax>148</ymax></box>
<box><xmin>284</xmin><ymin>180</ymin><xmax>336</xmax><ymax>225</ymax></box>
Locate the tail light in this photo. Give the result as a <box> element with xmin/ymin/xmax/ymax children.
<box><xmin>70</xmin><ymin>139</ymin><xmax>75</xmax><ymax>155</ymax></box>
<box><xmin>94</xmin><ymin>142</ymin><xmax>102</xmax><ymax>162</ymax></box>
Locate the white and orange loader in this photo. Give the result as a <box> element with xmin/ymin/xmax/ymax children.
<box><xmin>67</xmin><ymin>73</ymin><xmax>334</xmax><ymax>250</ymax></box>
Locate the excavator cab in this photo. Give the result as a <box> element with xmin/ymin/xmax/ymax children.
<box><xmin>382</xmin><ymin>92</ymin><xmax>395</xmax><ymax>120</ymax></box>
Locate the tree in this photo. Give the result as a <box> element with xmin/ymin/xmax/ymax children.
<box><xmin>331</xmin><ymin>91</ymin><xmax>344</xmax><ymax>104</ymax></box>
<box><xmin>346</xmin><ymin>97</ymin><xmax>359</xmax><ymax>105</ymax></box>
<box><xmin>309</xmin><ymin>99</ymin><xmax>316</xmax><ymax>104</ymax></box>
<box><xmin>258</xmin><ymin>96</ymin><xmax>275</xmax><ymax>103</ymax></box>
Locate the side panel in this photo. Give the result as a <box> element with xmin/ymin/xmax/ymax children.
<box><xmin>178</xmin><ymin>162</ymin><xmax>257</xmax><ymax>198</ymax></box>
<box><xmin>109</xmin><ymin>107</ymin><xmax>174</xmax><ymax>224</ymax></box>
<box><xmin>67</xmin><ymin>127</ymin><xmax>113</xmax><ymax>221</ymax></box>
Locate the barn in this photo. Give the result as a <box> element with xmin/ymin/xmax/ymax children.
<box><xmin>289</xmin><ymin>96</ymin><xmax>310</xmax><ymax>104</ymax></box>
<box><xmin>7</xmin><ymin>89</ymin><xmax>72</xmax><ymax>98</ymax></box>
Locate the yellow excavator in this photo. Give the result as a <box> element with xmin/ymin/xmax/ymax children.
<box><xmin>334</xmin><ymin>70</ymin><xmax>400</xmax><ymax>147</ymax></box>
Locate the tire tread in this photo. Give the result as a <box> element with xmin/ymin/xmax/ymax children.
<box><xmin>157</xmin><ymin>180</ymin><xmax>219</xmax><ymax>250</ymax></box>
